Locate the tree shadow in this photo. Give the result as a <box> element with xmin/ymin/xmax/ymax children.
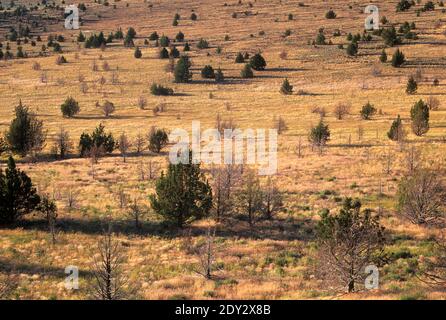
<box><xmin>0</xmin><ymin>258</ymin><xmax>94</xmax><ymax>278</ymax></box>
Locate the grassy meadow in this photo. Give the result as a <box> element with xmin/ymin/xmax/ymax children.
<box><xmin>1</xmin><ymin>0</ymin><xmax>446</xmax><ymax>299</ymax></box>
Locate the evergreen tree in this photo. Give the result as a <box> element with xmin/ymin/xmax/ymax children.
<box><xmin>215</xmin><ymin>68</ymin><xmax>224</xmax><ymax>83</ymax></box>
<box><xmin>380</xmin><ymin>49</ymin><xmax>387</xmax><ymax>63</ymax></box>
<box><xmin>235</xmin><ymin>52</ymin><xmax>245</xmax><ymax>63</ymax></box>
<box><xmin>406</xmin><ymin>76</ymin><xmax>417</xmax><ymax>94</ymax></box>
<box><xmin>280</xmin><ymin>78</ymin><xmax>293</xmax><ymax>95</ymax></box>
<box><xmin>175</xmin><ymin>31</ymin><xmax>185</xmax><ymax>42</ymax></box>
<box><xmin>149</xmin><ymin>31</ymin><xmax>159</xmax><ymax>41</ymax></box>
<box><xmin>159</xmin><ymin>47</ymin><xmax>169</xmax><ymax>59</ymax></box>
<box><xmin>410</xmin><ymin>99</ymin><xmax>429</xmax><ymax>136</ymax></box>
<box><xmin>0</xmin><ymin>156</ymin><xmax>41</xmax><ymax>225</ymax></box>
<box><xmin>346</xmin><ymin>42</ymin><xmax>358</xmax><ymax>56</ymax></box>
<box><xmin>309</xmin><ymin>119</ymin><xmax>330</xmax><ymax>147</ymax></box>
<box><xmin>134</xmin><ymin>46</ymin><xmax>142</xmax><ymax>58</ymax></box>
<box><xmin>174</xmin><ymin>55</ymin><xmax>192</xmax><ymax>83</ymax></box>
<box><xmin>197</xmin><ymin>38</ymin><xmax>209</xmax><ymax>49</ymax></box>
<box><xmin>201</xmin><ymin>65</ymin><xmax>215</xmax><ymax>79</ymax></box>
<box><xmin>183</xmin><ymin>42</ymin><xmax>190</xmax><ymax>51</ymax></box>
<box><xmin>6</xmin><ymin>101</ymin><xmax>46</xmax><ymax>156</ymax></box>
<box><xmin>159</xmin><ymin>35</ymin><xmax>170</xmax><ymax>47</ymax></box>
<box><xmin>191</xmin><ymin>12</ymin><xmax>198</xmax><ymax>21</ymax></box>
<box><xmin>387</xmin><ymin>115</ymin><xmax>405</xmax><ymax>141</ymax></box>
<box><xmin>79</xmin><ymin>124</ymin><xmax>115</xmax><ymax>157</ymax></box>
<box><xmin>149</xmin><ymin>152</ymin><xmax>212</xmax><ymax>228</ymax></box>
<box><xmin>169</xmin><ymin>46</ymin><xmax>180</xmax><ymax>58</ymax></box>
<box><xmin>360</xmin><ymin>102</ymin><xmax>377</xmax><ymax>120</ymax></box>
<box><xmin>60</xmin><ymin>97</ymin><xmax>80</xmax><ymax>118</ymax></box>
<box><xmin>148</xmin><ymin>128</ymin><xmax>169</xmax><ymax>153</ymax></box>
<box><xmin>249</xmin><ymin>53</ymin><xmax>266</xmax><ymax>71</ymax></box>
<box><xmin>391</xmin><ymin>49</ymin><xmax>406</xmax><ymax>67</ymax></box>
<box><xmin>241</xmin><ymin>64</ymin><xmax>254</xmax><ymax>78</ymax></box>
<box><xmin>77</xmin><ymin>31</ymin><xmax>86</xmax><ymax>42</ymax></box>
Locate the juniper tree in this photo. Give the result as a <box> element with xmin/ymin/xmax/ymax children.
<box><xmin>215</xmin><ymin>68</ymin><xmax>224</xmax><ymax>83</ymax></box>
<box><xmin>379</xmin><ymin>50</ymin><xmax>387</xmax><ymax>63</ymax></box>
<box><xmin>159</xmin><ymin>47</ymin><xmax>169</xmax><ymax>59</ymax></box>
<box><xmin>280</xmin><ymin>78</ymin><xmax>293</xmax><ymax>95</ymax></box>
<box><xmin>201</xmin><ymin>65</ymin><xmax>215</xmax><ymax>79</ymax></box>
<box><xmin>360</xmin><ymin>102</ymin><xmax>377</xmax><ymax>120</ymax></box>
<box><xmin>410</xmin><ymin>99</ymin><xmax>429</xmax><ymax>136</ymax></box>
<box><xmin>249</xmin><ymin>53</ymin><xmax>266</xmax><ymax>70</ymax></box>
<box><xmin>184</xmin><ymin>42</ymin><xmax>190</xmax><ymax>51</ymax></box>
<box><xmin>60</xmin><ymin>97</ymin><xmax>80</xmax><ymax>118</ymax></box>
<box><xmin>235</xmin><ymin>52</ymin><xmax>245</xmax><ymax>63</ymax></box>
<box><xmin>391</xmin><ymin>49</ymin><xmax>405</xmax><ymax>67</ymax></box>
<box><xmin>241</xmin><ymin>64</ymin><xmax>254</xmax><ymax>78</ymax></box>
<box><xmin>159</xmin><ymin>35</ymin><xmax>170</xmax><ymax>47</ymax></box>
<box><xmin>79</xmin><ymin>124</ymin><xmax>115</xmax><ymax>157</ymax></box>
<box><xmin>309</xmin><ymin>119</ymin><xmax>330</xmax><ymax>148</ymax></box>
<box><xmin>6</xmin><ymin>101</ymin><xmax>46</xmax><ymax>156</ymax></box>
<box><xmin>406</xmin><ymin>76</ymin><xmax>417</xmax><ymax>94</ymax></box>
<box><xmin>174</xmin><ymin>55</ymin><xmax>192</xmax><ymax>83</ymax></box>
<box><xmin>134</xmin><ymin>46</ymin><xmax>142</xmax><ymax>58</ymax></box>
<box><xmin>148</xmin><ymin>128</ymin><xmax>168</xmax><ymax>153</ymax></box>
<box><xmin>346</xmin><ymin>42</ymin><xmax>358</xmax><ymax>56</ymax></box>
<box><xmin>387</xmin><ymin>115</ymin><xmax>406</xmax><ymax>142</ymax></box>
<box><xmin>0</xmin><ymin>156</ymin><xmax>41</xmax><ymax>225</ymax></box>
<box><xmin>169</xmin><ymin>46</ymin><xmax>180</xmax><ymax>58</ymax></box>
<box><xmin>176</xmin><ymin>31</ymin><xmax>185</xmax><ymax>42</ymax></box>
<box><xmin>149</xmin><ymin>151</ymin><xmax>212</xmax><ymax>228</ymax></box>
<box><xmin>37</xmin><ymin>195</ymin><xmax>57</xmax><ymax>244</ymax></box>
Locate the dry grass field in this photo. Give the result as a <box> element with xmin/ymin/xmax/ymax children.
<box><xmin>1</xmin><ymin>0</ymin><xmax>446</xmax><ymax>300</ymax></box>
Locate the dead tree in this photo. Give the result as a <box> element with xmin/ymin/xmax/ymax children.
<box><xmin>236</xmin><ymin>169</ymin><xmax>263</xmax><ymax>227</ymax></box>
<box><xmin>261</xmin><ymin>177</ymin><xmax>284</xmax><ymax>220</ymax></box>
<box><xmin>38</xmin><ymin>194</ymin><xmax>58</xmax><ymax>245</ymax></box>
<box><xmin>66</xmin><ymin>187</ymin><xmax>79</xmax><ymax>209</ymax></box>
<box><xmin>397</xmin><ymin>168</ymin><xmax>446</xmax><ymax>226</ymax></box>
<box><xmin>127</xmin><ymin>198</ymin><xmax>145</xmax><ymax>230</ymax></box>
<box><xmin>134</xmin><ymin>132</ymin><xmax>145</xmax><ymax>155</ymax></box>
<box><xmin>92</xmin><ymin>226</ymin><xmax>128</xmax><ymax>300</ymax></box>
<box><xmin>118</xmin><ymin>132</ymin><xmax>131</xmax><ymax>163</ymax></box>
<box><xmin>195</xmin><ymin>227</ymin><xmax>217</xmax><ymax>279</ymax></box>
<box><xmin>210</xmin><ymin>164</ymin><xmax>241</xmax><ymax>222</ymax></box>
<box><xmin>316</xmin><ymin>198</ymin><xmax>385</xmax><ymax>293</ymax></box>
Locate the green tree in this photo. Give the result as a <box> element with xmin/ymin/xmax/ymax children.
<box><xmin>391</xmin><ymin>49</ymin><xmax>406</xmax><ymax>67</ymax></box>
<box><xmin>325</xmin><ymin>9</ymin><xmax>337</xmax><ymax>19</ymax></box>
<box><xmin>0</xmin><ymin>156</ymin><xmax>41</xmax><ymax>225</ymax></box>
<box><xmin>183</xmin><ymin>42</ymin><xmax>190</xmax><ymax>51</ymax></box>
<box><xmin>406</xmin><ymin>76</ymin><xmax>417</xmax><ymax>94</ymax></box>
<box><xmin>215</xmin><ymin>68</ymin><xmax>224</xmax><ymax>83</ymax></box>
<box><xmin>174</xmin><ymin>55</ymin><xmax>192</xmax><ymax>83</ymax></box>
<box><xmin>309</xmin><ymin>119</ymin><xmax>330</xmax><ymax>147</ymax></box>
<box><xmin>134</xmin><ymin>46</ymin><xmax>142</xmax><ymax>58</ymax></box>
<box><xmin>379</xmin><ymin>49</ymin><xmax>387</xmax><ymax>63</ymax></box>
<box><xmin>159</xmin><ymin>35</ymin><xmax>170</xmax><ymax>47</ymax></box>
<box><xmin>60</xmin><ymin>97</ymin><xmax>80</xmax><ymax>118</ymax></box>
<box><xmin>148</xmin><ymin>128</ymin><xmax>169</xmax><ymax>153</ymax></box>
<box><xmin>6</xmin><ymin>101</ymin><xmax>46</xmax><ymax>156</ymax></box>
<box><xmin>346</xmin><ymin>42</ymin><xmax>358</xmax><ymax>56</ymax></box>
<box><xmin>360</xmin><ymin>102</ymin><xmax>377</xmax><ymax>120</ymax></box>
<box><xmin>235</xmin><ymin>52</ymin><xmax>245</xmax><ymax>63</ymax></box>
<box><xmin>176</xmin><ymin>31</ymin><xmax>185</xmax><ymax>42</ymax></box>
<box><xmin>387</xmin><ymin>115</ymin><xmax>405</xmax><ymax>142</ymax></box>
<box><xmin>241</xmin><ymin>64</ymin><xmax>254</xmax><ymax>78</ymax></box>
<box><xmin>79</xmin><ymin>123</ymin><xmax>115</xmax><ymax>157</ymax></box>
<box><xmin>280</xmin><ymin>78</ymin><xmax>293</xmax><ymax>95</ymax></box>
<box><xmin>197</xmin><ymin>38</ymin><xmax>209</xmax><ymax>49</ymax></box>
<box><xmin>149</xmin><ymin>152</ymin><xmax>212</xmax><ymax>227</ymax></box>
<box><xmin>159</xmin><ymin>47</ymin><xmax>169</xmax><ymax>59</ymax></box>
<box><xmin>410</xmin><ymin>99</ymin><xmax>429</xmax><ymax>136</ymax></box>
<box><xmin>149</xmin><ymin>31</ymin><xmax>159</xmax><ymax>41</ymax></box>
<box><xmin>201</xmin><ymin>65</ymin><xmax>215</xmax><ymax>79</ymax></box>
<box><xmin>249</xmin><ymin>53</ymin><xmax>266</xmax><ymax>71</ymax></box>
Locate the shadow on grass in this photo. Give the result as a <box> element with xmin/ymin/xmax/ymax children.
<box><xmin>0</xmin><ymin>258</ymin><xmax>94</xmax><ymax>278</ymax></box>
<box><xmin>14</xmin><ymin>214</ymin><xmax>317</xmax><ymax>242</ymax></box>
